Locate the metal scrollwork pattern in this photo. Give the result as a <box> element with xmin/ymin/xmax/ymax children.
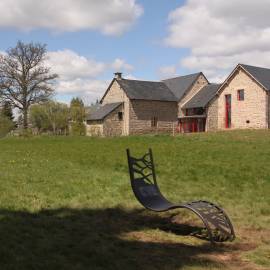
<box><xmin>129</xmin><ymin>153</ymin><xmax>155</xmax><ymax>185</ymax></box>
<box><xmin>182</xmin><ymin>200</ymin><xmax>235</xmax><ymax>242</ymax></box>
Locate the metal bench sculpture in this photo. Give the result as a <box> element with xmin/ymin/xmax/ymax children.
<box><xmin>126</xmin><ymin>148</ymin><xmax>235</xmax><ymax>243</ymax></box>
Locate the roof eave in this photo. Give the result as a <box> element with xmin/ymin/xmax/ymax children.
<box><xmin>239</xmin><ymin>64</ymin><xmax>269</xmax><ymax>91</ymax></box>
<box><xmin>179</xmin><ymin>114</ymin><xmax>206</xmax><ymax>119</ymax></box>
<box><xmin>87</xmin><ymin>118</ymin><xmax>103</xmax><ymax>121</ymax></box>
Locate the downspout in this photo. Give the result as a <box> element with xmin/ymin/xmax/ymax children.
<box><xmin>266</xmin><ymin>91</ymin><xmax>270</xmax><ymax>129</ymax></box>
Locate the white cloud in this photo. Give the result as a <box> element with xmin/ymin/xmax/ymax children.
<box><xmin>158</xmin><ymin>65</ymin><xmax>177</xmax><ymax>79</ymax></box>
<box><xmin>47</xmin><ymin>50</ymin><xmax>106</xmax><ymax>80</ymax></box>
<box><xmin>56</xmin><ymin>78</ymin><xmax>108</xmax><ymax>98</ymax></box>
<box><xmin>0</xmin><ymin>0</ymin><xmax>143</xmax><ymax>35</ymax></box>
<box><xmin>46</xmin><ymin>49</ymin><xmax>133</xmax><ymax>102</ymax></box>
<box><xmin>124</xmin><ymin>74</ymin><xmax>137</xmax><ymax>80</ymax></box>
<box><xmin>54</xmin><ymin>78</ymin><xmax>108</xmax><ymax>103</ymax></box>
<box><xmin>165</xmin><ymin>0</ymin><xmax>270</xmax><ymax>81</ymax></box>
<box><xmin>111</xmin><ymin>58</ymin><xmax>133</xmax><ymax>72</ymax></box>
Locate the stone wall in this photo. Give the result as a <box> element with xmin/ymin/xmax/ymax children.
<box><xmin>179</xmin><ymin>74</ymin><xmax>208</xmax><ymax>117</ymax></box>
<box><xmin>103</xmin><ymin>105</ymin><xmax>124</xmax><ymax>136</ymax></box>
<box><xmin>86</xmin><ymin>120</ymin><xmax>103</xmax><ymax>136</ymax></box>
<box><xmin>206</xmin><ymin>97</ymin><xmax>218</xmax><ymax>131</ymax></box>
<box><xmin>215</xmin><ymin>68</ymin><xmax>268</xmax><ymax>130</ymax></box>
<box><xmin>102</xmin><ymin>79</ymin><xmax>130</xmax><ymax>135</ymax></box>
<box><xmin>129</xmin><ymin>100</ymin><xmax>177</xmax><ymax>135</ymax></box>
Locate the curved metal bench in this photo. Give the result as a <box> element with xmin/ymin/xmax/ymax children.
<box><xmin>126</xmin><ymin>148</ymin><xmax>235</xmax><ymax>243</ymax></box>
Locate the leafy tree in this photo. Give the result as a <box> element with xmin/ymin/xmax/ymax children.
<box><xmin>0</xmin><ymin>41</ymin><xmax>58</xmax><ymax>129</ymax></box>
<box><xmin>44</xmin><ymin>101</ymin><xmax>69</xmax><ymax>135</ymax></box>
<box><xmin>30</xmin><ymin>101</ymin><xmax>69</xmax><ymax>135</ymax></box>
<box><xmin>29</xmin><ymin>104</ymin><xmax>50</xmax><ymax>133</ymax></box>
<box><xmin>70</xmin><ymin>97</ymin><xmax>86</xmax><ymax>136</ymax></box>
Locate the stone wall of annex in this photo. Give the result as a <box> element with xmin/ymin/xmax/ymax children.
<box><xmin>179</xmin><ymin>74</ymin><xmax>208</xmax><ymax>117</ymax></box>
<box><xmin>103</xmin><ymin>105</ymin><xmax>124</xmax><ymax>136</ymax></box>
<box><xmin>102</xmin><ymin>80</ymin><xmax>130</xmax><ymax>135</ymax></box>
<box><xmin>129</xmin><ymin>100</ymin><xmax>178</xmax><ymax>135</ymax></box>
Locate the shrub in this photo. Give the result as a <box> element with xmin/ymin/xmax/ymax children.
<box><xmin>18</xmin><ymin>128</ymin><xmax>33</xmax><ymax>137</ymax></box>
<box><xmin>70</xmin><ymin>122</ymin><xmax>86</xmax><ymax>136</ymax></box>
<box><xmin>0</xmin><ymin>115</ymin><xmax>14</xmax><ymax>137</ymax></box>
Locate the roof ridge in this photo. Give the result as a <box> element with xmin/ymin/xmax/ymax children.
<box><xmin>162</xmin><ymin>72</ymin><xmax>202</xmax><ymax>82</ymax></box>
<box><xmin>240</xmin><ymin>63</ymin><xmax>270</xmax><ymax>71</ymax></box>
<box><xmin>121</xmin><ymin>78</ymin><xmax>160</xmax><ymax>83</ymax></box>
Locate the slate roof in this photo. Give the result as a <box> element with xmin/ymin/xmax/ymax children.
<box><xmin>240</xmin><ymin>64</ymin><xmax>270</xmax><ymax>90</ymax></box>
<box><xmin>117</xmin><ymin>79</ymin><xmax>177</xmax><ymax>102</ymax></box>
<box><xmin>87</xmin><ymin>102</ymin><xmax>122</xmax><ymax>121</ymax></box>
<box><xmin>85</xmin><ymin>104</ymin><xmax>101</xmax><ymax>115</ymax></box>
<box><xmin>183</xmin><ymin>84</ymin><xmax>221</xmax><ymax>109</ymax></box>
<box><xmin>162</xmin><ymin>73</ymin><xmax>202</xmax><ymax>100</ymax></box>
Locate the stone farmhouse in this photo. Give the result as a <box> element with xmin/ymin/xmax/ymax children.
<box><xmin>86</xmin><ymin>64</ymin><xmax>270</xmax><ymax>136</ymax></box>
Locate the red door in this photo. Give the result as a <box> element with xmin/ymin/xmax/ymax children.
<box><xmin>192</xmin><ymin>119</ymin><xmax>197</xmax><ymax>132</ymax></box>
<box><xmin>225</xmin><ymin>94</ymin><xmax>231</xmax><ymax>128</ymax></box>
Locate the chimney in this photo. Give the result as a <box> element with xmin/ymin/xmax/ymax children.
<box><xmin>114</xmin><ymin>72</ymin><xmax>122</xmax><ymax>80</ymax></box>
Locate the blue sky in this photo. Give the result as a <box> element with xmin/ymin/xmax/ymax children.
<box><xmin>0</xmin><ymin>1</ymin><xmax>184</xmax><ymax>78</ymax></box>
<box><xmin>0</xmin><ymin>0</ymin><xmax>269</xmax><ymax>104</ymax></box>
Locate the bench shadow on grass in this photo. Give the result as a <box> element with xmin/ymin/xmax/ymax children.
<box><xmin>0</xmin><ymin>207</ymin><xmax>234</xmax><ymax>270</ymax></box>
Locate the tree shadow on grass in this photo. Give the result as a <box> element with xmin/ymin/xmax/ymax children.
<box><xmin>0</xmin><ymin>207</ymin><xmax>235</xmax><ymax>270</ymax></box>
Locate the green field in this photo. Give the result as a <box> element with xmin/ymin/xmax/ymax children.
<box><xmin>0</xmin><ymin>131</ymin><xmax>269</xmax><ymax>270</ymax></box>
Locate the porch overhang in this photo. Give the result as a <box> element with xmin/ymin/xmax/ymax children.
<box><xmin>178</xmin><ymin>114</ymin><xmax>206</xmax><ymax>119</ymax></box>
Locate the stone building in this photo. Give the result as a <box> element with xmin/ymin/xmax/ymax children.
<box><xmin>86</xmin><ymin>72</ymin><xmax>178</xmax><ymax>136</ymax></box>
<box><xmin>207</xmin><ymin>64</ymin><xmax>270</xmax><ymax>131</ymax></box>
<box><xmin>86</xmin><ymin>64</ymin><xmax>270</xmax><ymax>136</ymax></box>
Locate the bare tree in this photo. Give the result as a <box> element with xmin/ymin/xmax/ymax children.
<box><xmin>0</xmin><ymin>41</ymin><xmax>58</xmax><ymax>129</ymax></box>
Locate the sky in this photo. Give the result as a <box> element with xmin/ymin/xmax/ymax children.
<box><xmin>1</xmin><ymin>0</ymin><xmax>270</xmax><ymax>105</ymax></box>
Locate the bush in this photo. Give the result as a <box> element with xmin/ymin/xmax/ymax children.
<box><xmin>70</xmin><ymin>122</ymin><xmax>86</xmax><ymax>136</ymax></box>
<box><xmin>0</xmin><ymin>115</ymin><xmax>14</xmax><ymax>137</ymax></box>
<box><xmin>18</xmin><ymin>128</ymin><xmax>33</xmax><ymax>137</ymax></box>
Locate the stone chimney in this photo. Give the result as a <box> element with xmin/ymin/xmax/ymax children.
<box><xmin>114</xmin><ymin>72</ymin><xmax>122</xmax><ymax>80</ymax></box>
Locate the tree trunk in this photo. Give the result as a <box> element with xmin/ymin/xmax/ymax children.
<box><xmin>53</xmin><ymin>122</ymin><xmax>56</xmax><ymax>135</ymax></box>
<box><xmin>23</xmin><ymin>108</ymin><xmax>28</xmax><ymax>129</ymax></box>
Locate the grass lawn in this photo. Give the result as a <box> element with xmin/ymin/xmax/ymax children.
<box><xmin>0</xmin><ymin>130</ymin><xmax>269</xmax><ymax>270</ymax></box>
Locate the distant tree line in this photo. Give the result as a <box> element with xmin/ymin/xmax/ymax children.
<box><xmin>0</xmin><ymin>41</ymin><xmax>88</xmax><ymax>137</ymax></box>
<box><xmin>30</xmin><ymin>97</ymin><xmax>86</xmax><ymax>135</ymax></box>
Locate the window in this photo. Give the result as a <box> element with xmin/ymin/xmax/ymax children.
<box><xmin>151</xmin><ymin>117</ymin><xmax>158</xmax><ymax>127</ymax></box>
<box><xmin>118</xmin><ymin>112</ymin><xmax>123</xmax><ymax>121</ymax></box>
<box><xmin>237</xmin><ymin>89</ymin><xmax>244</xmax><ymax>101</ymax></box>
